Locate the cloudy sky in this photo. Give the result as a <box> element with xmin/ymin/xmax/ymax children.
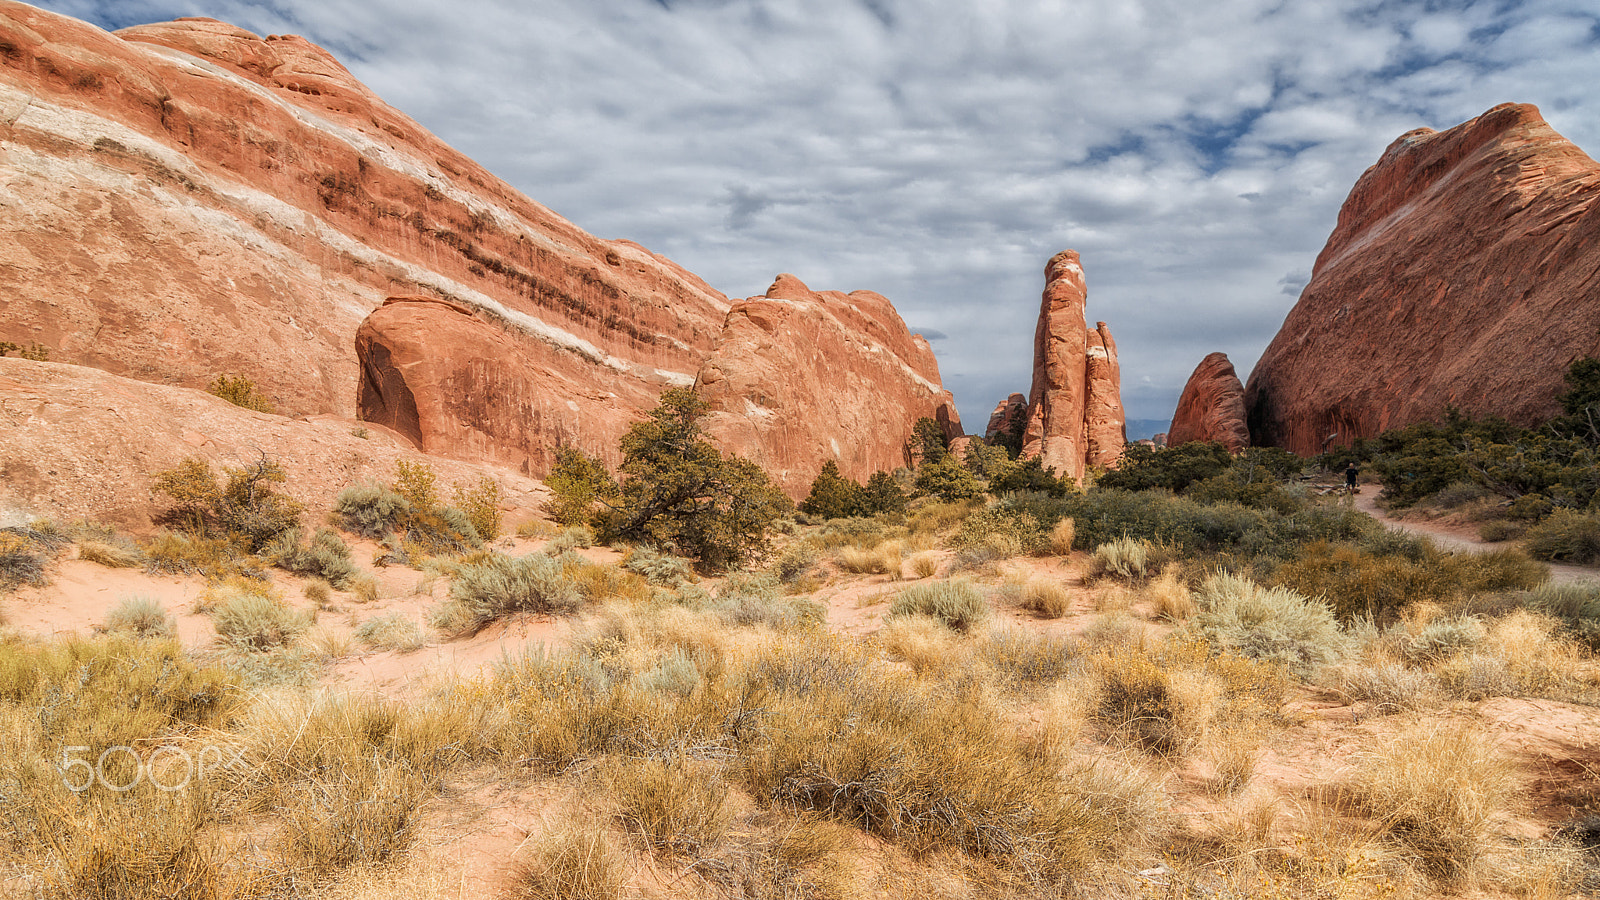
<box><xmin>33</xmin><ymin>0</ymin><xmax>1600</xmax><ymax>430</ymax></box>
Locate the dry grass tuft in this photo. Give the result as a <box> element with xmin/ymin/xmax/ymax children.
<box><xmin>1046</xmin><ymin>517</ymin><xmax>1076</xmax><ymax>555</ymax></box>
<box><xmin>1350</xmin><ymin>721</ymin><xmax>1519</xmax><ymax>883</ymax></box>
<box><xmin>836</xmin><ymin>542</ymin><xmax>902</xmax><ymax>576</ymax></box>
<box><xmin>78</xmin><ymin>539</ymin><xmax>142</xmax><ymax>568</ymax></box>
<box><xmin>603</xmin><ymin>753</ymin><xmax>730</xmax><ymax>857</ymax></box>
<box><xmin>507</xmin><ymin>827</ymin><xmax>626</xmax><ymax>900</ymax></box>
<box><xmin>349</xmin><ymin>572</ymin><xmax>380</xmax><ymax>604</ymax></box>
<box><xmin>909</xmin><ymin>551</ymin><xmax>940</xmax><ymax>579</ymax></box>
<box><xmin>303</xmin><ymin>578</ymin><xmax>334</xmax><ymax>608</ymax></box>
<box><xmin>1146</xmin><ymin>566</ymin><xmax>1195</xmax><ymax>621</ymax></box>
<box><xmin>888</xmin><ymin>580</ymin><xmax>991</xmax><ymax>633</ymax></box>
<box><xmin>1021</xmin><ymin>579</ymin><xmax>1072</xmax><ymax>619</ymax></box>
<box><xmin>101</xmin><ymin>595</ymin><xmax>175</xmax><ymax>640</ymax></box>
<box><xmin>353</xmin><ymin>613</ymin><xmax>426</xmax><ymax>652</ymax></box>
<box><xmin>878</xmin><ymin>614</ymin><xmax>971</xmax><ymax>674</ymax></box>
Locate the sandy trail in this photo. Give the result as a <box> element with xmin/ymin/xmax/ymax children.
<box><xmin>1351</xmin><ymin>490</ymin><xmax>1600</xmax><ymax>585</ymax></box>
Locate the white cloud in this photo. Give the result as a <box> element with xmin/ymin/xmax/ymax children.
<box><xmin>26</xmin><ymin>0</ymin><xmax>1600</xmax><ymax>426</ymax></box>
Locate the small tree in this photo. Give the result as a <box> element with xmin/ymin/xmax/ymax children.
<box><xmin>989</xmin><ymin>456</ymin><xmax>1069</xmax><ymax>497</ymax></box>
<box><xmin>911</xmin><ymin>416</ymin><xmax>950</xmax><ymax>466</ymax></box>
<box><xmin>863</xmin><ymin>470</ymin><xmax>908</xmax><ymax>514</ymax></box>
<box><xmin>914</xmin><ymin>455</ymin><xmax>983</xmax><ymax>501</ymax></box>
<box><xmin>573</xmin><ymin>388</ymin><xmax>792</xmax><ymax>572</ymax></box>
<box><xmin>545</xmin><ymin>446</ymin><xmax>616</xmax><ymax>526</ymax></box>
<box><xmin>799</xmin><ymin>460</ymin><xmax>868</xmax><ymax>520</ymax></box>
<box><xmin>152</xmin><ymin>455</ymin><xmax>302</xmax><ymax>550</ymax></box>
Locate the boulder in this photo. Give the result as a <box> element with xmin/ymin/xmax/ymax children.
<box><xmin>1245</xmin><ymin>103</ymin><xmax>1600</xmax><ymax>454</ymax></box>
<box><xmin>1169</xmin><ymin>352</ymin><xmax>1250</xmax><ymax>451</ymax></box>
<box><xmin>1019</xmin><ymin>251</ymin><xmax>1126</xmax><ymax>481</ymax></box>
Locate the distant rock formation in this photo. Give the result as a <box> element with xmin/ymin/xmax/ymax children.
<box><xmin>693</xmin><ymin>275</ymin><xmax>962</xmax><ymax>498</ymax></box>
<box><xmin>985</xmin><ymin>393</ymin><xmax>1028</xmax><ymax>441</ymax></box>
<box><xmin>1245</xmin><ymin>103</ymin><xmax>1600</xmax><ymax>455</ymax></box>
<box><xmin>0</xmin><ymin>4</ymin><xmax>960</xmax><ymax>496</ymax></box>
<box><xmin>1019</xmin><ymin>251</ymin><xmax>1126</xmax><ymax>481</ymax></box>
<box><xmin>1169</xmin><ymin>352</ymin><xmax>1250</xmax><ymax>451</ymax></box>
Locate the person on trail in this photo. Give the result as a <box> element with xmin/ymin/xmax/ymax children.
<box><xmin>1345</xmin><ymin>462</ymin><xmax>1359</xmax><ymax>492</ymax></box>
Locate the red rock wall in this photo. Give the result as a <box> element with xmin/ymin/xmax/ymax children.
<box><xmin>694</xmin><ymin>275</ymin><xmax>962</xmax><ymax>498</ymax></box>
<box><xmin>1245</xmin><ymin>103</ymin><xmax>1600</xmax><ymax>455</ymax></box>
<box><xmin>0</xmin><ymin>5</ymin><xmax>963</xmax><ymax>494</ymax></box>
<box><xmin>0</xmin><ymin>4</ymin><xmax>725</xmax><ymax>422</ymax></box>
<box><xmin>1020</xmin><ymin>251</ymin><xmax>1126</xmax><ymax>481</ymax></box>
<box><xmin>1169</xmin><ymin>352</ymin><xmax>1249</xmax><ymax>451</ymax></box>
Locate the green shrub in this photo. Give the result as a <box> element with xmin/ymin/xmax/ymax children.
<box><xmin>769</xmin><ymin>543</ymin><xmax>819</xmax><ymax>585</ymax></box>
<box><xmin>799</xmin><ymin>460</ymin><xmax>868</xmax><ymax>519</ymax></box>
<box><xmin>1477</xmin><ymin>519</ymin><xmax>1524</xmax><ymax>542</ymax></box>
<box><xmin>1525</xmin><ymin>508</ymin><xmax>1600</xmax><ymax>564</ymax></box>
<box><xmin>952</xmin><ymin>505</ymin><xmax>1045</xmax><ymax>555</ymax></box>
<box><xmin>913</xmin><ymin>455</ymin><xmax>983</xmax><ymax>501</ymax></box>
<box><xmin>446</xmin><ymin>552</ymin><xmax>582</xmax><ymax>633</ymax></box>
<box><xmin>206</xmin><ymin>373</ymin><xmax>272</xmax><ymax>413</ymax></box>
<box><xmin>353</xmin><ymin>613</ymin><xmax>426</xmax><ymax>652</ymax></box>
<box><xmin>393</xmin><ymin>459</ymin><xmax>440</xmax><ymax>512</ymax></box>
<box><xmin>452</xmin><ymin>475</ymin><xmax>504</xmax><ymax>541</ymax></box>
<box><xmin>1430</xmin><ymin>481</ymin><xmax>1491</xmax><ymax>508</ymax></box>
<box><xmin>1098</xmin><ymin>441</ymin><xmax>1232</xmax><ymax>493</ymax></box>
<box><xmin>151</xmin><ymin>456</ymin><xmax>302</xmax><ymax>551</ymax></box>
<box><xmin>139</xmin><ymin>530</ymin><xmax>263</xmax><ymax>580</ymax></box>
<box><xmin>888</xmin><ymin>581</ymin><xmax>990</xmax><ymax>633</ymax></box>
<box><xmin>622</xmin><ymin>545</ymin><xmax>692</xmax><ymax>586</ymax></box>
<box><xmin>713</xmin><ymin>573</ymin><xmax>823</xmax><ymax>630</ymax></box>
<box><xmin>1088</xmin><ymin>537</ymin><xmax>1151</xmax><ymax>581</ymax></box>
<box><xmin>1524</xmin><ymin>582</ymin><xmax>1600</xmax><ymax>648</ymax></box>
<box><xmin>102</xmin><ymin>596</ymin><xmax>175</xmax><ymax>640</ymax></box>
<box><xmin>572</xmin><ymin>389</ymin><xmax>792</xmax><ymax>572</ymax></box>
<box><xmin>547</xmin><ymin>525</ymin><xmax>594</xmax><ymax>552</ymax></box>
<box><xmin>333</xmin><ymin>483</ymin><xmax>410</xmax><ymax>538</ymax></box>
<box><xmin>211</xmin><ymin>590</ymin><xmax>312</xmax><ymax>650</ymax></box>
<box><xmin>1273</xmin><ymin>541</ymin><xmax>1545</xmax><ymax>622</ymax></box>
<box><xmin>263</xmin><ymin>527</ymin><xmax>359</xmax><ymax>588</ymax></box>
<box><xmin>1403</xmin><ymin>617</ymin><xmax>1487</xmax><ymax>662</ymax></box>
<box><xmin>404</xmin><ymin>506</ymin><xmax>482</xmax><ymax>557</ymax></box>
<box><xmin>1189</xmin><ymin>573</ymin><xmax>1347</xmax><ymax>676</ymax></box>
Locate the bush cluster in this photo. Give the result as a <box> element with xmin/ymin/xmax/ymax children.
<box><xmin>547</xmin><ymin>389</ymin><xmax>792</xmax><ymax>572</ymax></box>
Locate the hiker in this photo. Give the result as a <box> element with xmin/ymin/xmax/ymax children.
<box><xmin>1345</xmin><ymin>462</ymin><xmax>1359</xmax><ymax>492</ymax></box>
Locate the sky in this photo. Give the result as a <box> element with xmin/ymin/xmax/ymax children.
<box><xmin>30</xmin><ymin>0</ymin><xmax>1600</xmax><ymax>429</ymax></box>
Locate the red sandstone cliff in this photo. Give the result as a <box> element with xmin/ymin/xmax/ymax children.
<box><xmin>1020</xmin><ymin>251</ymin><xmax>1125</xmax><ymax>481</ymax></box>
<box><xmin>1245</xmin><ymin>103</ymin><xmax>1600</xmax><ymax>455</ymax></box>
<box><xmin>694</xmin><ymin>275</ymin><xmax>961</xmax><ymax>497</ymax></box>
<box><xmin>0</xmin><ymin>4</ymin><xmax>960</xmax><ymax>497</ymax></box>
<box><xmin>1170</xmin><ymin>352</ymin><xmax>1250</xmax><ymax>451</ymax></box>
<box><xmin>0</xmin><ymin>5</ymin><xmax>726</xmax><ymax>424</ymax></box>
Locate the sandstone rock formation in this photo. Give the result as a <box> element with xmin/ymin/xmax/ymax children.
<box><xmin>985</xmin><ymin>393</ymin><xmax>1028</xmax><ymax>441</ymax></box>
<box><xmin>1245</xmin><ymin>103</ymin><xmax>1600</xmax><ymax>455</ymax></box>
<box><xmin>1169</xmin><ymin>352</ymin><xmax>1250</xmax><ymax>451</ymax></box>
<box><xmin>0</xmin><ymin>5</ymin><xmax>720</xmax><ymax>429</ymax></box>
<box><xmin>0</xmin><ymin>358</ymin><xmax>543</xmax><ymax>532</ymax></box>
<box><xmin>0</xmin><ymin>5</ymin><xmax>961</xmax><ymax>498</ymax></box>
<box><xmin>1019</xmin><ymin>251</ymin><xmax>1126</xmax><ymax>481</ymax></box>
<box><xmin>694</xmin><ymin>275</ymin><xmax>962</xmax><ymax>497</ymax></box>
